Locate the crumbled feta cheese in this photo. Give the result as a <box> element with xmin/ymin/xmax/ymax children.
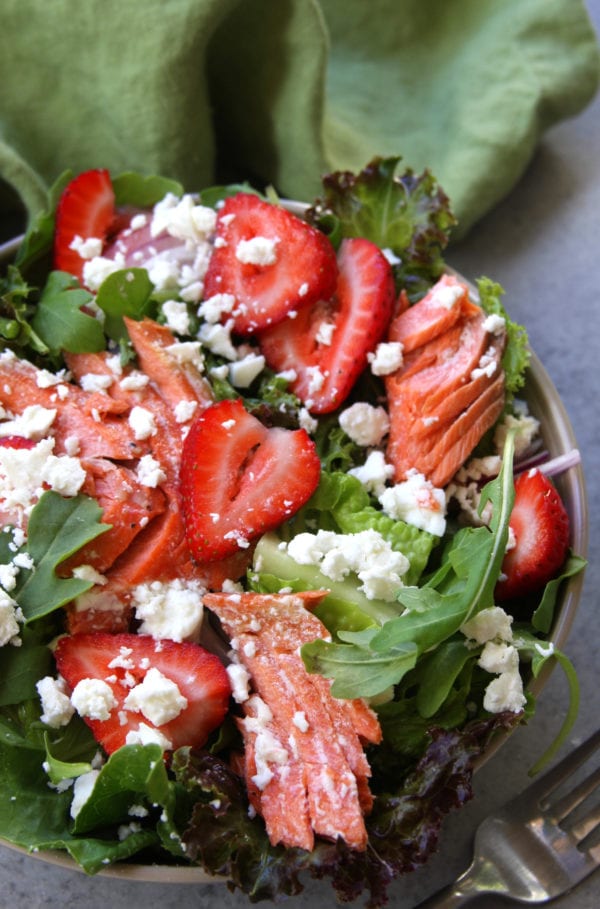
<box><xmin>132</xmin><ymin>578</ymin><xmax>205</xmax><ymax>642</ymax></box>
<box><xmin>315</xmin><ymin>322</ymin><xmax>335</xmax><ymax>346</ymax></box>
<box><xmin>470</xmin><ymin>345</ymin><xmax>498</xmax><ymax>380</ymax></box>
<box><xmin>79</xmin><ymin>373</ymin><xmax>113</xmax><ymax>393</ymax></box>
<box><xmin>298</xmin><ymin>407</ymin><xmax>318</xmax><ymax>435</ymax></box>
<box><xmin>461</xmin><ymin>606</ymin><xmax>514</xmax><ymax>644</ymax></box>
<box><xmin>483</xmin><ymin>669</ymin><xmax>526</xmax><ymax>714</ymax></box>
<box><xmin>493</xmin><ymin>406</ymin><xmax>541</xmax><ymax>459</ymax></box>
<box><xmin>0</xmin><ymin>404</ymin><xmax>56</xmax><ymax>440</ymax></box>
<box><xmin>125</xmin><ymin>723</ymin><xmax>173</xmax><ymax>750</ymax></box>
<box><xmin>482</xmin><ymin>313</ymin><xmax>506</xmax><ymax>335</ymax></box>
<box><xmin>128</xmin><ymin>406</ymin><xmax>158</xmax><ymax>440</ymax></box>
<box><xmin>286</xmin><ymin>528</ymin><xmax>409</xmax><ymax>601</ymax></box>
<box><xmin>136</xmin><ymin>454</ymin><xmax>167</xmax><ymax>488</ymax></box>
<box><xmin>348</xmin><ymin>450</ymin><xmax>395</xmax><ymax>497</ymax></box>
<box><xmin>379</xmin><ymin>469</ymin><xmax>446</xmax><ymax>536</ymax></box>
<box><xmin>124</xmin><ymin>668</ymin><xmax>188</xmax><ymax>726</ymax></box>
<box><xmin>339</xmin><ymin>402</ymin><xmax>390</xmax><ymax>447</ymax></box>
<box><xmin>226</xmin><ymin>661</ymin><xmax>252</xmax><ymax>704</ymax></box>
<box><xmin>83</xmin><ymin>255</ymin><xmax>123</xmax><ymax>291</ymax></box>
<box><xmin>151</xmin><ymin>193</ymin><xmax>217</xmax><ymax>244</ymax></box>
<box><xmin>478</xmin><ymin>641</ymin><xmax>519</xmax><ymax>675</ymax></box>
<box><xmin>292</xmin><ymin>711</ymin><xmax>309</xmax><ymax>732</ymax></box>
<box><xmin>0</xmin><ymin>437</ymin><xmax>85</xmax><ymax>516</ymax></box>
<box><xmin>198</xmin><ymin>293</ymin><xmax>236</xmax><ymax>324</ymax></box>
<box><xmin>306</xmin><ymin>365</ymin><xmax>326</xmax><ymax>394</ymax></box>
<box><xmin>70</xmin><ymin>235</ymin><xmax>103</xmax><ymax>259</ymax></box>
<box><xmin>72</xmin><ymin>564</ymin><xmax>108</xmax><ymax>586</ymax></box>
<box><xmin>119</xmin><ymin>371</ymin><xmax>150</xmax><ymax>392</ymax></box>
<box><xmin>162</xmin><ymin>299</ymin><xmax>191</xmax><ymax>336</ymax></box>
<box><xmin>36</xmin><ymin>675</ymin><xmax>76</xmax><ymax>727</ymax></box>
<box><xmin>432</xmin><ymin>281</ymin><xmax>464</xmax><ymax>309</ymax></box>
<box><xmin>173</xmin><ymin>399</ymin><xmax>198</xmax><ymax>424</ymax></box>
<box><xmin>235</xmin><ymin>236</ymin><xmax>279</xmax><ymax>266</ymax></box>
<box><xmin>228</xmin><ymin>353</ymin><xmax>265</xmax><ymax>388</ymax></box>
<box><xmin>198</xmin><ymin>319</ymin><xmax>237</xmax><ymax>360</ymax></box>
<box><xmin>368</xmin><ymin>341</ymin><xmax>404</xmax><ymax>376</ymax></box>
<box><xmin>71</xmin><ymin>678</ymin><xmax>117</xmax><ymax>721</ymax></box>
<box><xmin>0</xmin><ymin>589</ymin><xmax>21</xmax><ymax>646</ymax></box>
<box><xmin>35</xmin><ymin>368</ymin><xmax>71</xmax><ymax>389</ymax></box>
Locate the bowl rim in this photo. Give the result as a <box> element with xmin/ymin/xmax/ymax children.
<box><xmin>0</xmin><ymin>232</ymin><xmax>589</xmax><ymax>882</ymax></box>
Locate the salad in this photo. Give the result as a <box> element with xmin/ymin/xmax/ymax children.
<box><xmin>0</xmin><ymin>158</ymin><xmax>586</xmax><ymax>905</ymax></box>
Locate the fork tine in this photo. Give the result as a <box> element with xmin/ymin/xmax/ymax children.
<box><xmin>552</xmin><ymin>764</ymin><xmax>600</xmax><ymax>822</ymax></box>
<box><xmin>529</xmin><ymin>728</ymin><xmax>600</xmax><ymax>804</ymax></box>
<box><xmin>570</xmin><ymin>798</ymin><xmax>600</xmax><ymax>843</ymax></box>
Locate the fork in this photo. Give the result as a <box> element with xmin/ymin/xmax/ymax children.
<box><xmin>415</xmin><ymin>728</ymin><xmax>600</xmax><ymax>906</ymax></box>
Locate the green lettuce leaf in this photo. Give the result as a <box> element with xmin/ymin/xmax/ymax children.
<box><xmin>308</xmin><ymin>155</ymin><xmax>456</xmax><ymax>301</ymax></box>
<box><xmin>31</xmin><ymin>271</ymin><xmax>105</xmax><ymax>354</ymax></box>
<box><xmin>13</xmin><ymin>490</ymin><xmax>111</xmax><ymax>622</ymax></box>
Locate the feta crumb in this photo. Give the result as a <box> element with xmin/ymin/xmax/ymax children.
<box><xmin>235</xmin><ymin>236</ymin><xmax>279</xmax><ymax>266</ymax></box>
<box><xmin>79</xmin><ymin>373</ymin><xmax>113</xmax><ymax>393</ymax></box>
<box><xmin>379</xmin><ymin>469</ymin><xmax>446</xmax><ymax>536</ymax></box>
<box><xmin>173</xmin><ymin>399</ymin><xmax>198</xmax><ymax>424</ymax></box>
<box><xmin>483</xmin><ymin>669</ymin><xmax>526</xmax><ymax>714</ymax></box>
<box><xmin>125</xmin><ymin>723</ymin><xmax>173</xmax><ymax>750</ymax></box>
<box><xmin>136</xmin><ymin>454</ymin><xmax>167</xmax><ymax>488</ymax></box>
<box><xmin>71</xmin><ymin>678</ymin><xmax>117</xmax><ymax>721</ymax></box>
<box><xmin>368</xmin><ymin>341</ymin><xmax>404</xmax><ymax>376</ymax></box>
<box><xmin>124</xmin><ymin>667</ymin><xmax>188</xmax><ymax>726</ymax></box>
<box><xmin>348</xmin><ymin>450</ymin><xmax>395</xmax><ymax>497</ymax></box>
<box><xmin>162</xmin><ymin>299</ymin><xmax>191</xmax><ymax>336</ymax></box>
<box><xmin>0</xmin><ymin>404</ymin><xmax>56</xmax><ymax>440</ymax></box>
<box><xmin>70</xmin><ymin>235</ymin><xmax>103</xmax><ymax>259</ymax></box>
<box><xmin>36</xmin><ymin>675</ymin><xmax>76</xmax><ymax>728</ymax></box>
<box><xmin>228</xmin><ymin>353</ymin><xmax>265</xmax><ymax>388</ymax></box>
<box><xmin>461</xmin><ymin>606</ymin><xmax>514</xmax><ymax>644</ymax></box>
<box><xmin>128</xmin><ymin>406</ymin><xmax>158</xmax><ymax>440</ymax></box>
<box><xmin>133</xmin><ymin>577</ymin><xmax>205</xmax><ymax>642</ymax></box>
<box><xmin>72</xmin><ymin>564</ymin><xmax>108</xmax><ymax>586</ymax></box>
<box><xmin>286</xmin><ymin>528</ymin><xmax>408</xmax><ymax>601</ymax></box>
<box><xmin>226</xmin><ymin>661</ymin><xmax>252</xmax><ymax>704</ymax></box>
<box><xmin>339</xmin><ymin>402</ymin><xmax>390</xmax><ymax>447</ymax></box>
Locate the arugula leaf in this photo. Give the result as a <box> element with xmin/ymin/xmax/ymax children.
<box><xmin>302</xmin><ymin>639</ymin><xmax>418</xmax><ymax>698</ymax></box>
<box><xmin>14</xmin><ymin>170</ymin><xmax>71</xmax><ymax>278</ymax></box>
<box><xmin>111</xmin><ymin>172</ymin><xmax>183</xmax><ymax>207</ymax></box>
<box><xmin>31</xmin><ymin>270</ymin><xmax>105</xmax><ymax>354</ymax></box>
<box><xmin>14</xmin><ymin>491</ymin><xmax>111</xmax><ymax>622</ymax></box>
<box><xmin>96</xmin><ymin>267</ymin><xmax>155</xmax><ymax>341</ymax></box>
<box><xmin>308</xmin><ymin>156</ymin><xmax>456</xmax><ymax>301</ymax></box>
<box><xmin>43</xmin><ymin>733</ymin><xmax>93</xmax><ymax>785</ymax></box>
<box><xmin>531</xmin><ymin>553</ymin><xmax>587</xmax><ymax>633</ymax></box>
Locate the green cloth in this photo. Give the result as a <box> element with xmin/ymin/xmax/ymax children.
<box><xmin>0</xmin><ymin>0</ymin><xmax>598</xmax><ymax>238</ymax></box>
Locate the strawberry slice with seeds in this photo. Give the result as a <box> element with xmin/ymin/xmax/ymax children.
<box><xmin>203</xmin><ymin>193</ymin><xmax>338</xmax><ymax>335</ymax></box>
<box><xmin>496</xmin><ymin>468</ymin><xmax>570</xmax><ymax>601</ymax></box>
<box><xmin>54</xmin><ymin>632</ymin><xmax>231</xmax><ymax>755</ymax></box>
<box><xmin>180</xmin><ymin>398</ymin><xmax>321</xmax><ymax>562</ymax></box>
<box><xmin>54</xmin><ymin>169</ymin><xmax>116</xmax><ymax>282</ymax></box>
<box><xmin>258</xmin><ymin>237</ymin><xmax>395</xmax><ymax>413</ymax></box>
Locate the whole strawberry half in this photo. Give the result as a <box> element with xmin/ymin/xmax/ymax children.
<box><xmin>496</xmin><ymin>468</ymin><xmax>570</xmax><ymax>601</ymax></box>
<box><xmin>258</xmin><ymin>236</ymin><xmax>395</xmax><ymax>413</ymax></box>
<box><xmin>203</xmin><ymin>193</ymin><xmax>338</xmax><ymax>335</ymax></box>
<box><xmin>54</xmin><ymin>632</ymin><xmax>231</xmax><ymax>754</ymax></box>
<box><xmin>53</xmin><ymin>169</ymin><xmax>116</xmax><ymax>282</ymax></box>
<box><xmin>180</xmin><ymin>398</ymin><xmax>321</xmax><ymax>563</ymax></box>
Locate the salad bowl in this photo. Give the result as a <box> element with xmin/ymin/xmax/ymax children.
<box><xmin>0</xmin><ymin>170</ymin><xmax>589</xmax><ymax>896</ymax></box>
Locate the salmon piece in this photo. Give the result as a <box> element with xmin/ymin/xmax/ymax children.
<box><xmin>388</xmin><ymin>274</ymin><xmax>480</xmax><ymax>353</ymax></box>
<box><xmin>237</xmin><ymin>695</ymin><xmax>314</xmax><ymax>851</ymax></box>
<box><xmin>385</xmin><ymin>297</ymin><xmax>507</xmax><ymax>487</ymax></box>
<box><xmin>66</xmin><ymin>582</ymin><xmax>134</xmax><ymax>634</ymax></box>
<box><xmin>204</xmin><ymin>591</ymin><xmax>381</xmax><ymax>851</ymax></box>
<box><xmin>62</xmin><ymin>458</ymin><xmax>167</xmax><ymax>576</ymax></box>
<box><xmin>124</xmin><ymin>317</ymin><xmax>213</xmax><ymax>414</ymax></box>
<box><xmin>0</xmin><ymin>356</ymin><xmax>147</xmax><ymax>460</ymax></box>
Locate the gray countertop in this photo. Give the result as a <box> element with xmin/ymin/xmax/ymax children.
<box><xmin>1</xmin><ymin>4</ymin><xmax>599</xmax><ymax>907</ymax></box>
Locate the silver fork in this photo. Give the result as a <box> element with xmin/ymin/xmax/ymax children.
<box><xmin>415</xmin><ymin>728</ymin><xmax>600</xmax><ymax>906</ymax></box>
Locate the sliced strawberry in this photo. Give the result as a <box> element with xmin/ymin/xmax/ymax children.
<box><xmin>496</xmin><ymin>469</ymin><xmax>570</xmax><ymax>601</ymax></box>
<box><xmin>54</xmin><ymin>169</ymin><xmax>116</xmax><ymax>281</ymax></box>
<box><xmin>258</xmin><ymin>237</ymin><xmax>395</xmax><ymax>413</ymax></box>
<box><xmin>180</xmin><ymin>398</ymin><xmax>321</xmax><ymax>562</ymax></box>
<box><xmin>202</xmin><ymin>193</ymin><xmax>338</xmax><ymax>335</ymax></box>
<box><xmin>0</xmin><ymin>435</ymin><xmax>36</xmax><ymax>449</ymax></box>
<box><xmin>54</xmin><ymin>632</ymin><xmax>231</xmax><ymax>755</ymax></box>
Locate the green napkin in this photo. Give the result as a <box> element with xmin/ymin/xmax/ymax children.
<box><xmin>0</xmin><ymin>0</ymin><xmax>598</xmax><ymax>238</ymax></box>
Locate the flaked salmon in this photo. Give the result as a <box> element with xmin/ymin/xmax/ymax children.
<box><xmin>204</xmin><ymin>591</ymin><xmax>381</xmax><ymax>852</ymax></box>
